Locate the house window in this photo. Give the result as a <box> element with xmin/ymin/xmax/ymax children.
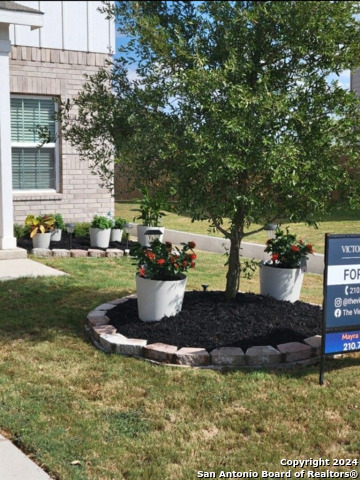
<box><xmin>11</xmin><ymin>96</ymin><xmax>57</xmax><ymax>191</ymax></box>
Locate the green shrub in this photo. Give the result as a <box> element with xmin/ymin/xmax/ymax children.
<box><xmin>74</xmin><ymin>222</ymin><xmax>91</xmax><ymax>237</ymax></box>
<box><xmin>14</xmin><ymin>223</ymin><xmax>30</xmax><ymax>239</ymax></box>
<box><xmin>91</xmin><ymin>215</ymin><xmax>113</xmax><ymax>230</ymax></box>
<box><xmin>51</xmin><ymin>213</ymin><xmax>65</xmax><ymax>230</ymax></box>
<box><xmin>113</xmin><ymin>217</ymin><xmax>127</xmax><ymax>229</ymax></box>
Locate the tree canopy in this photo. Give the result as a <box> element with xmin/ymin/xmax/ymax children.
<box><xmin>59</xmin><ymin>1</ymin><xmax>360</xmax><ymax>298</ymax></box>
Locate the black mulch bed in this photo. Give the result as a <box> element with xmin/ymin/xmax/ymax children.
<box><xmin>17</xmin><ymin>233</ymin><xmax>138</xmax><ymax>252</ymax></box>
<box><xmin>107</xmin><ymin>291</ymin><xmax>322</xmax><ymax>352</ymax></box>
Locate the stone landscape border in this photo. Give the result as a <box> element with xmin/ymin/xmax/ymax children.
<box><xmin>31</xmin><ymin>248</ymin><xmax>126</xmax><ymax>258</ymax></box>
<box><xmin>87</xmin><ymin>295</ymin><xmax>322</xmax><ymax>369</ymax></box>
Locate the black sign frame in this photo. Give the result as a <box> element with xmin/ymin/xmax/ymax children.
<box><xmin>320</xmin><ymin>233</ymin><xmax>360</xmax><ymax>385</ymax></box>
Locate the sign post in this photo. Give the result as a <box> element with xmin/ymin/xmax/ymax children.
<box><xmin>320</xmin><ymin>234</ymin><xmax>360</xmax><ymax>384</ymax></box>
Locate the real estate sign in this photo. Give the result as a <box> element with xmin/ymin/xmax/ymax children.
<box><xmin>320</xmin><ymin>234</ymin><xmax>360</xmax><ymax>384</ymax></box>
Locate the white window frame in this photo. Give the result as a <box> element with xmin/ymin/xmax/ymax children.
<box><xmin>11</xmin><ymin>94</ymin><xmax>60</xmax><ymax>193</ymax></box>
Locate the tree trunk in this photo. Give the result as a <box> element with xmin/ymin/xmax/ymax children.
<box><xmin>225</xmin><ymin>230</ymin><xmax>243</xmax><ymax>300</ymax></box>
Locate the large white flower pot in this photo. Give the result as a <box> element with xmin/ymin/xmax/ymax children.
<box><xmin>137</xmin><ymin>225</ymin><xmax>164</xmax><ymax>247</ymax></box>
<box><xmin>110</xmin><ymin>228</ymin><xmax>123</xmax><ymax>242</ymax></box>
<box><xmin>90</xmin><ymin>228</ymin><xmax>111</xmax><ymax>248</ymax></box>
<box><xmin>32</xmin><ymin>232</ymin><xmax>52</xmax><ymax>249</ymax></box>
<box><xmin>259</xmin><ymin>262</ymin><xmax>304</xmax><ymax>303</ymax></box>
<box><xmin>51</xmin><ymin>229</ymin><xmax>62</xmax><ymax>241</ymax></box>
<box><xmin>136</xmin><ymin>273</ymin><xmax>187</xmax><ymax>322</ymax></box>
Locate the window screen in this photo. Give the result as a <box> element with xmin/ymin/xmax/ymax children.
<box><xmin>11</xmin><ymin>97</ymin><xmax>56</xmax><ymax>190</ymax></box>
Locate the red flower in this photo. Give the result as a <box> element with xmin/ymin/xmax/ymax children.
<box><xmin>138</xmin><ymin>267</ymin><xmax>146</xmax><ymax>277</ymax></box>
<box><xmin>145</xmin><ymin>250</ymin><xmax>155</xmax><ymax>260</ymax></box>
<box><xmin>182</xmin><ymin>261</ymin><xmax>188</xmax><ymax>267</ymax></box>
<box><xmin>306</xmin><ymin>243</ymin><xmax>314</xmax><ymax>253</ymax></box>
<box><xmin>157</xmin><ymin>258</ymin><xmax>165</xmax><ymax>265</ymax></box>
<box><xmin>190</xmin><ymin>253</ymin><xmax>196</xmax><ymax>260</ymax></box>
<box><xmin>290</xmin><ymin>245</ymin><xmax>299</xmax><ymax>252</ymax></box>
<box><xmin>188</xmin><ymin>241</ymin><xmax>196</xmax><ymax>249</ymax></box>
<box><xmin>272</xmin><ymin>253</ymin><xmax>279</xmax><ymax>261</ymax></box>
<box><xmin>190</xmin><ymin>262</ymin><xmax>195</xmax><ymax>268</ymax></box>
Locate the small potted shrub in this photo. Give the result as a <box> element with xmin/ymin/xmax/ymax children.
<box><xmin>90</xmin><ymin>215</ymin><xmax>113</xmax><ymax>248</ymax></box>
<box><xmin>111</xmin><ymin>217</ymin><xmax>127</xmax><ymax>243</ymax></box>
<box><xmin>51</xmin><ymin>213</ymin><xmax>65</xmax><ymax>241</ymax></box>
<box><xmin>131</xmin><ymin>239</ymin><xmax>196</xmax><ymax>322</ymax></box>
<box><xmin>132</xmin><ymin>189</ymin><xmax>167</xmax><ymax>246</ymax></box>
<box><xmin>25</xmin><ymin>214</ymin><xmax>55</xmax><ymax>249</ymax></box>
<box><xmin>260</xmin><ymin>227</ymin><xmax>314</xmax><ymax>302</ymax></box>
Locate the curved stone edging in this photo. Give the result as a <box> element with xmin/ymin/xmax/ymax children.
<box><xmin>32</xmin><ymin>248</ymin><xmax>127</xmax><ymax>258</ymax></box>
<box><xmin>86</xmin><ymin>295</ymin><xmax>322</xmax><ymax>369</ymax></box>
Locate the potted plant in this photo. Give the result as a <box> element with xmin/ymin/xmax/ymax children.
<box><xmin>111</xmin><ymin>217</ymin><xmax>127</xmax><ymax>243</ymax></box>
<box><xmin>90</xmin><ymin>215</ymin><xmax>113</xmax><ymax>248</ymax></box>
<box><xmin>131</xmin><ymin>239</ymin><xmax>197</xmax><ymax>322</ymax></box>
<box><xmin>260</xmin><ymin>227</ymin><xmax>314</xmax><ymax>302</ymax></box>
<box><xmin>25</xmin><ymin>214</ymin><xmax>55</xmax><ymax>249</ymax></box>
<box><xmin>50</xmin><ymin>213</ymin><xmax>65</xmax><ymax>241</ymax></box>
<box><xmin>132</xmin><ymin>189</ymin><xmax>167</xmax><ymax>246</ymax></box>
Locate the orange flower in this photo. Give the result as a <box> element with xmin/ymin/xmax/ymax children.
<box><xmin>306</xmin><ymin>243</ymin><xmax>314</xmax><ymax>253</ymax></box>
<box><xmin>290</xmin><ymin>245</ymin><xmax>299</xmax><ymax>252</ymax></box>
<box><xmin>272</xmin><ymin>253</ymin><xmax>279</xmax><ymax>261</ymax></box>
<box><xmin>145</xmin><ymin>250</ymin><xmax>155</xmax><ymax>260</ymax></box>
<box><xmin>157</xmin><ymin>258</ymin><xmax>165</xmax><ymax>265</ymax></box>
<box><xmin>138</xmin><ymin>267</ymin><xmax>146</xmax><ymax>277</ymax></box>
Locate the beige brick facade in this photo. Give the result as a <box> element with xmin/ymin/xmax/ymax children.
<box><xmin>351</xmin><ymin>69</ymin><xmax>360</xmax><ymax>96</ymax></box>
<box><xmin>10</xmin><ymin>46</ymin><xmax>114</xmax><ymax>224</ymax></box>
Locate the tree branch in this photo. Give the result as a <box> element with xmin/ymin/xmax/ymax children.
<box><xmin>243</xmin><ymin>216</ymin><xmax>278</xmax><ymax>238</ymax></box>
<box><xmin>209</xmin><ymin>212</ymin><xmax>230</xmax><ymax>238</ymax></box>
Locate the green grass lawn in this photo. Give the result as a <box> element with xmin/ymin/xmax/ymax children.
<box><xmin>116</xmin><ymin>201</ymin><xmax>360</xmax><ymax>254</ymax></box>
<box><xmin>1</xmin><ymin>253</ymin><xmax>359</xmax><ymax>479</ymax></box>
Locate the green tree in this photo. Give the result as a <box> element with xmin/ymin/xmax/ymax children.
<box><xmin>59</xmin><ymin>1</ymin><xmax>360</xmax><ymax>299</ymax></box>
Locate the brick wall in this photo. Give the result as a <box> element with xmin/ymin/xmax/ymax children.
<box><xmin>10</xmin><ymin>46</ymin><xmax>114</xmax><ymax>224</ymax></box>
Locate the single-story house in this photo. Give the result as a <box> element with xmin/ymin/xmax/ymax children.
<box><xmin>0</xmin><ymin>0</ymin><xmax>115</xmax><ymax>255</ymax></box>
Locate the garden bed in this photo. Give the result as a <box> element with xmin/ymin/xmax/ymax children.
<box><xmin>17</xmin><ymin>232</ymin><xmax>137</xmax><ymax>252</ymax></box>
<box><xmin>107</xmin><ymin>291</ymin><xmax>322</xmax><ymax>352</ymax></box>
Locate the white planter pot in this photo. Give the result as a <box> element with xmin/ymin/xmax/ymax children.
<box><xmin>32</xmin><ymin>232</ymin><xmax>52</xmax><ymax>249</ymax></box>
<box><xmin>259</xmin><ymin>262</ymin><xmax>304</xmax><ymax>302</ymax></box>
<box><xmin>137</xmin><ymin>225</ymin><xmax>164</xmax><ymax>247</ymax></box>
<box><xmin>111</xmin><ymin>228</ymin><xmax>123</xmax><ymax>242</ymax></box>
<box><xmin>90</xmin><ymin>228</ymin><xmax>111</xmax><ymax>248</ymax></box>
<box><xmin>136</xmin><ymin>273</ymin><xmax>187</xmax><ymax>322</ymax></box>
<box><xmin>51</xmin><ymin>229</ymin><xmax>62</xmax><ymax>241</ymax></box>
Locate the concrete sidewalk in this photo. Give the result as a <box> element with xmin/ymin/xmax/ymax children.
<box><xmin>0</xmin><ymin>434</ymin><xmax>51</xmax><ymax>479</ymax></box>
<box><xmin>0</xmin><ymin>259</ymin><xmax>67</xmax><ymax>281</ymax></box>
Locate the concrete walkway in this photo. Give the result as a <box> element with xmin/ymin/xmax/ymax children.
<box><xmin>0</xmin><ymin>258</ymin><xmax>67</xmax><ymax>281</ymax></box>
<box><xmin>0</xmin><ymin>434</ymin><xmax>51</xmax><ymax>479</ymax></box>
